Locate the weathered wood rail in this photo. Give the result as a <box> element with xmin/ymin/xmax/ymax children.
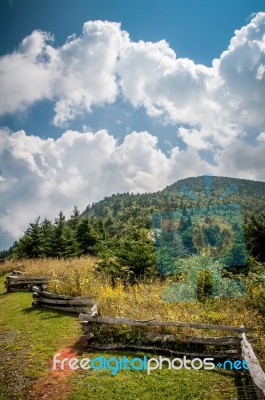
<box><xmin>4</xmin><ymin>273</ymin><xmax>49</xmax><ymax>292</ymax></box>
<box><xmin>79</xmin><ymin>314</ymin><xmax>251</xmax><ymax>332</ymax></box>
<box><xmin>79</xmin><ymin>314</ymin><xmax>265</xmax><ymax>398</ymax></box>
<box><xmin>239</xmin><ymin>332</ymin><xmax>265</xmax><ymax>399</ymax></box>
<box><xmin>32</xmin><ymin>286</ymin><xmax>96</xmax><ymax>314</ymax></box>
<box><xmin>79</xmin><ymin>313</ymin><xmax>250</xmax><ymax>358</ymax></box>
<box><xmin>11</xmin><ymin>270</ymin><xmax>26</xmax><ymax>275</ymax></box>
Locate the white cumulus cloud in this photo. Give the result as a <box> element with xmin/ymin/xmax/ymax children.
<box><xmin>1</xmin><ymin>14</ymin><xmax>265</xmax><ymax>248</ymax></box>
<box><xmin>0</xmin><ymin>128</ymin><xmax>211</xmax><ymax>244</ymax></box>
<box><xmin>1</xmin><ymin>127</ymin><xmax>264</xmax><ymax>248</ymax></box>
<box><xmin>0</xmin><ymin>13</ymin><xmax>264</xmax><ymax>146</ymax></box>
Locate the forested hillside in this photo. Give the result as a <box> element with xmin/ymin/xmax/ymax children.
<box><xmin>2</xmin><ymin>175</ymin><xmax>265</xmax><ymax>313</ymax></box>
<box><xmin>4</xmin><ymin>176</ymin><xmax>265</xmax><ymax>279</ymax></box>
<box><xmin>86</xmin><ymin>175</ymin><xmax>265</xmax><ymax>230</ymax></box>
<box><xmin>1</xmin><ymin>176</ymin><xmax>262</xmax><ymax>285</ymax></box>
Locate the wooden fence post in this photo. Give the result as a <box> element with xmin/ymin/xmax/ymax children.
<box><xmin>239</xmin><ymin>332</ymin><xmax>265</xmax><ymax>399</ymax></box>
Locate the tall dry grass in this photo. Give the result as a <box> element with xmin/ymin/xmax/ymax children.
<box><xmin>1</xmin><ymin>257</ymin><xmax>264</xmax><ymax>330</ymax></box>
<box><xmin>1</xmin><ymin>257</ymin><xmax>265</xmax><ymax>366</ymax></box>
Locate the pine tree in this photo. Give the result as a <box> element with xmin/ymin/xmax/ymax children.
<box><xmin>14</xmin><ymin>217</ymin><xmax>42</xmax><ymax>258</ymax></box>
<box><xmin>62</xmin><ymin>226</ymin><xmax>80</xmax><ymax>257</ymax></box>
<box><xmin>76</xmin><ymin>217</ymin><xmax>99</xmax><ymax>255</ymax></box>
<box><xmin>40</xmin><ymin>218</ymin><xmax>55</xmax><ymax>257</ymax></box>
<box><xmin>115</xmin><ymin>227</ymin><xmax>156</xmax><ymax>280</ymax></box>
<box><xmin>52</xmin><ymin>211</ymin><xmax>79</xmax><ymax>258</ymax></box>
<box><xmin>69</xmin><ymin>206</ymin><xmax>80</xmax><ymax>232</ymax></box>
<box><xmin>246</xmin><ymin>213</ymin><xmax>265</xmax><ymax>262</ymax></box>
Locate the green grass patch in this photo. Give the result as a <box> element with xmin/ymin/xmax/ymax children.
<box><xmin>68</xmin><ymin>351</ymin><xmax>238</xmax><ymax>400</ymax></box>
<box><xmin>0</xmin><ymin>275</ymin><xmax>81</xmax><ymax>398</ymax></box>
<box><xmin>0</xmin><ymin>275</ymin><xmax>251</xmax><ymax>400</ymax></box>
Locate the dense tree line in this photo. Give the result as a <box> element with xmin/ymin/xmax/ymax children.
<box><xmin>2</xmin><ymin>176</ymin><xmax>265</xmax><ymax>284</ymax></box>
<box><xmin>10</xmin><ymin>206</ymin><xmax>156</xmax><ymax>281</ymax></box>
<box><xmin>13</xmin><ymin>207</ymin><xmax>101</xmax><ymax>259</ymax></box>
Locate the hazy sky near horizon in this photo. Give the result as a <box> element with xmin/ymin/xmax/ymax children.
<box><xmin>0</xmin><ymin>0</ymin><xmax>265</xmax><ymax>249</ymax></box>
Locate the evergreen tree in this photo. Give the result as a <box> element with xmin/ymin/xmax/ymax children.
<box><xmin>69</xmin><ymin>206</ymin><xmax>80</xmax><ymax>232</ymax></box>
<box><xmin>52</xmin><ymin>211</ymin><xmax>78</xmax><ymax>257</ymax></box>
<box><xmin>246</xmin><ymin>213</ymin><xmax>265</xmax><ymax>262</ymax></box>
<box><xmin>40</xmin><ymin>218</ymin><xmax>55</xmax><ymax>257</ymax></box>
<box><xmin>14</xmin><ymin>217</ymin><xmax>42</xmax><ymax>258</ymax></box>
<box><xmin>62</xmin><ymin>226</ymin><xmax>80</xmax><ymax>257</ymax></box>
<box><xmin>115</xmin><ymin>227</ymin><xmax>156</xmax><ymax>280</ymax></box>
<box><xmin>76</xmin><ymin>216</ymin><xmax>99</xmax><ymax>255</ymax></box>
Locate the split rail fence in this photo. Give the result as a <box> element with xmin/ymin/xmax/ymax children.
<box><xmin>32</xmin><ymin>286</ymin><xmax>95</xmax><ymax>314</ymax></box>
<box><xmin>3</xmin><ymin>271</ymin><xmax>265</xmax><ymax>398</ymax></box>
<box><xmin>79</xmin><ymin>313</ymin><xmax>265</xmax><ymax>399</ymax></box>
<box><xmin>4</xmin><ymin>271</ymin><xmax>48</xmax><ymax>292</ymax></box>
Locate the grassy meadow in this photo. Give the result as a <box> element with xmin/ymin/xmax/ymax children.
<box><xmin>0</xmin><ymin>257</ymin><xmax>264</xmax><ymax>399</ymax></box>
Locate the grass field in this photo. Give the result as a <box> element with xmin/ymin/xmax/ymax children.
<box><xmin>0</xmin><ymin>258</ymin><xmax>264</xmax><ymax>399</ymax></box>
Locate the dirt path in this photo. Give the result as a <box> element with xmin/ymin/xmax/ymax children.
<box><xmin>29</xmin><ymin>348</ymin><xmax>77</xmax><ymax>400</ymax></box>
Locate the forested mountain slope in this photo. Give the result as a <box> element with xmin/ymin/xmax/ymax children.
<box><xmin>85</xmin><ymin>176</ymin><xmax>265</xmax><ymax>232</ymax></box>
<box><xmin>5</xmin><ymin>176</ymin><xmax>265</xmax><ymax>268</ymax></box>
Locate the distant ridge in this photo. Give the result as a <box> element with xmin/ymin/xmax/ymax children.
<box><xmin>162</xmin><ymin>176</ymin><xmax>265</xmax><ymax>197</ymax></box>
<box><xmin>86</xmin><ymin>176</ymin><xmax>265</xmax><ymax>226</ymax></box>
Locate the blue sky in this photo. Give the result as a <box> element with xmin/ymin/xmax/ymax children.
<box><xmin>0</xmin><ymin>0</ymin><xmax>265</xmax><ymax>249</ymax></box>
<box><xmin>1</xmin><ymin>0</ymin><xmax>264</xmax><ymax>62</ymax></box>
<box><xmin>1</xmin><ymin>0</ymin><xmax>265</xmax><ymax>143</ymax></box>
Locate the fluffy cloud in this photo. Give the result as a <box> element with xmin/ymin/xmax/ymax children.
<box><xmin>0</xmin><ymin>128</ymin><xmax>211</xmax><ymax>244</ymax></box>
<box><xmin>118</xmin><ymin>12</ymin><xmax>265</xmax><ymax>148</ymax></box>
<box><xmin>0</xmin><ymin>31</ymin><xmax>53</xmax><ymax>115</ymax></box>
<box><xmin>214</xmin><ymin>139</ymin><xmax>265</xmax><ymax>181</ymax></box>
<box><xmin>0</xmin><ymin>14</ymin><xmax>264</xmax><ymax>143</ymax></box>
<box><xmin>1</xmin><ymin>14</ymin><xmax>265</xmax><ymax>247</ymax></box>
<box><xmin>0</xmin><ymin>21</ymin><xmax>126</xmax><ymax>125</ymax></box>
<box><xmin>257</xmin><ymin>131</ymin><xmax>265</xmax><ymax>142</ymax></box>
<box><xmin>52</xmin><ymin>21</ymin><xmax>127</xmax><ymax>126</ymax></box>
<box><xmin>1</xmin><ymin>127</ymin><xmax>264</xmax><ymax>248</ymax></box>
<box><xmin>216</xmin><ymin>12</ymin><xmax>265</xmax><ymax>128</ymax></box>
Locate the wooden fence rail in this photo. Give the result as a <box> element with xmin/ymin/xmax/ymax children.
<box><xmin>4</xmin><ymin>274</ymin><xmax>49</xmax><ymax>292</ymax></box>
<box><xmin>79</xmin><ymin>314</ymin><xmax>251</xmax><ymax>332</ymax></box>
<box><xmin>239</xmin><ymin>332</ymin><xmax>265</xmax><ymax>399</ymax></box>
<box><xmin>79</xmin><ymin>314</ymin><xmax>265</xmax><ymax>398</ymax></box>
<box><xmin>79</xmin><ymin>314</ymin><xmax>250</xmax><ymax>358</ymax></box>
<box><xmin>32</xmin><ymin>286</ymin><xmax>96</xmax><ymax>314</ymax></box>
<box><xmin>12</xmin><ymin>270</ymin><xmax>27</xmax><ymax>275</ymax></box>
